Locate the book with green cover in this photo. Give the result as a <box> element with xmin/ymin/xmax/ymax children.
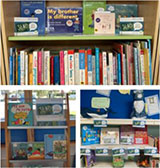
<box><xmin>83</xmin><ymin>1</ymin><xmax>106</xmax><ymax>34</ymax></box>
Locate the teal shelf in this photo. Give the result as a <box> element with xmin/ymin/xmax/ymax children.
<box><xmin>8</xmin><ymin>35</ymin><xmax>152</xmax><ymax>41</ymax></box>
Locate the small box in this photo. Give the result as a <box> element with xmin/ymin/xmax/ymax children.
<box><xmin>14</xmin><ymin>17</ymin><xmax>38</xmax><ymax>36</ymax></box>
<box><xmin>120</xmin><ymin>17</ymin><xmax>144</xmax><ymax>35</ymax></box>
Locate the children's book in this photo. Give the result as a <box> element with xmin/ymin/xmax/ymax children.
<box><xmin>53</xmin><ymin>140</ymin><xmax>67</xmax><ymax>160</ymax></box>
<box><xmin>120</xmin><ymin>126</ymin><xmax>134</xmax><ymax>144</ymax></box>
<box><xmin>134</xmin><ymin>127</ymin><xmax>148</xmax><ymax>145</ymax></box>
<box><xmin>8</xmin><ymin>103</ymin><xmax>33</xmax><ymax>126</ymax></box>
<box><xmin>85</xmin><ymin>150</ymin><xmax>96</xmax><ymax>167</ymax></box>
<box><xmin>44</xmin><ymin>134</ymin><xmax>65</xmax><ymax>159</ymax></box>
<box><xmin>27</xmin><ymin>142</ymin><xmax>45</xmax><ymax>160</ymax></box>
<box><xmin>106</xmin><ymin>4</ymin><xmax>138</xmax><ymax>34</ymax></box>
<box><xmin>47</xmin><ymin>7</ymin><xmax>82</xmax><ymax>34</ymax></box>
<box><xmin>83</xmin><ymin>1</ymin><xmax>106</xmax><ymax>34</ymax></box>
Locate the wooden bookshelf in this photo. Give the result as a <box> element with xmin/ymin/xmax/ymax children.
<box><xmin>1</xmin><ymin>0</ymin><xmax>160</xmax><ymax>85</ymax></box>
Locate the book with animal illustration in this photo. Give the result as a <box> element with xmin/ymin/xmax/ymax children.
<box><xmin>8</xmin><ymin>103</ymin><xmax>33</xmax><ymax>126</ymax></box>
<box><xmin>53</xmin><ymin>140</ymin><xmax>67</xmax><ymax>160</ymax></box>
<box><xmin>44</xmin><ymin>134</ymin><xmax>65</xmax><ymax>159</ymax></box>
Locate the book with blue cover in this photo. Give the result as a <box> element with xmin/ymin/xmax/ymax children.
<box><xmin>20</xmin><ymin>0</ymin><xmax>46</xmax><ymax>35</ymax></box>
<box><xmin>54</xmin><ymin>56</ymin><xmax>60</xmax><ymax>85</ymax></box>
<box><xmin>47</xmin><ymin>7</ymin><xmax>83</xmax><ymax>34</ymax></box>
<box><xmin>44</xmin><ymin>134</ymin><xmax>65</xmax><ymax>159</ymax></box>
<box><xmin>8</xmin><ymin>103</ymin><xmax>33</xmax><ymax>126</ymax></box>
<box><xmin>95</xmin><ymin>48</ymin><xmax>100</xmax><ymax>85</ymax></box>
<box><xmin>9</xmin><ymin>48</ymin><xmax>14</xmax><ymax>85</ymax></box>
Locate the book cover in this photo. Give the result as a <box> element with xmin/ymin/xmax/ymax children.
<box><xmin>95</xmin><ymin>48</ymin><xmax>100</xmax><ymax>85</ymax></box>
<box><xmin>24</xmin><ymin>52</ymin><xmax>28</xmax><ymax>85</ymax></box>
<box><xmin>101</xmin><ymin>127</ymin><xmax>119</xmax><ymax>145</ymax></box>
<box><xmin>8</xmin><ymin>103</ymin><xmax>33</xmax><ymax>126</ymax></box>
<box><xmin>20</xmin><ymin>50</ymin><xmax>25</xmax><ymax>85</ymax></box>
<box><xmin>28</xmin><ymin>53</ymin><xmax>33</xmax><ymax>85</ymax></box>
<box><xmin>38</xmin><ymin>51</ymin><xmax>43</xmax><ymax>85</ymax></box>
<box><xmin>99</xmin><ymin>52</ymin><xmax>103</xmax><ymax>85</ymax></box>
<box><xmin>134</xmin><ymin>127</ymin><xmax>148</xmax><ymax>144</ymax></box>
<box><xmin>64</xmin><ymin>50</ymin><xmax>69</xmax><ymax>85</ymax></box>
<box><xmin>15</xmin><ymin>50</ymin><xmax>18</xmax><ymax>85</ymax></box>
<box><xmin>50</xmin><ymin>56</ymin><xmax>54</xmax><ymax>85</ymax></box>
<box><xmin>9</xmin><ymin>48</ymin><xmax>14</xmax><ymax>85</ymax></box>
<box><xmin>79</xmin><ymin>49</ymin><xmax>85</xmax><ymax>85</ymax></box>
<box><xmin>85</xmin><ymin>50</ymin><xmax>88</xmax><ymax>85</ymax></box>
<box><xmin>75</xmin><ymin>52</ymin><xmax>80</xmax><ymax>85</ymax></box>
<box><xmin>133</xmin><ymin>47</ymin><xmax>139</xmax><ymax>85</ymax></box>
<box><xmin>102</xmin><ymin>51</ymin><xmax>107</xmax><ymax>85</ymax></box>
<box><xmin>120</xmin><ymin>126</ymin><xmax>134</xmax><ymax>144</ymax></box>
<box><xmin>108</xmin><ymin>52</ymin><xmax>114</xmax><ymax>85</ymax></box>
<box><xmin>143</xmin><ymin>48</ymin><xmax>150</xmax><ymax>85</ymax></box>
<box><xmin>18</xmin><ymin>54</ymin><xmax>21</xmax><ymax>85</ymax></box>
<box><xmin>44</xmin><ymin>134</ymin><xmax>65</xmax><ymax>159</ymax></box>
<box><xmin>117</xmin><ymin>52</ymin><xmax>121</xmax><ymax>85</ymax></box>
<box><xmin>53</xmin><ymin>140</ymin><xmax>67</xmax><ymax>160</ymax></box>
<box><xmin>60</xmin><ymin>51</ymin><xmax>65</xmax><ymax>85</ymax></box>
<box><xmin>20</xmin><ymin>0</ymin><xmax>46</xmax><ymax>35</ymax></box>
<box><xmin>33</xmin><ymin>51</ymin><xmax>38</xmax><ymax>85</ymax></box>
<box><xmin>85</xmin><ymin>150</ymin><xmax>96</xmax><ymax>167</ymax></box>
<box><xmin>106</xmin><ymin>4</ymin><xmax>138</xmax><ymax>34</ymax></box>
<box><xmin>87</xmin><ymin>49</ymin><xmax>92</xmax><ymax>85</ymax></box>
<box><xmin>68</xmin><ymin>50</ymin><xmax>75</xmax><ymax>85</ymax></box>
<box><xmin>140</xmin><ymin>50</ymin><xmax>145</xmax><ymax>85</ymax></box>
<box><xmin>44</xmin><ymin>51</ymin><xmax>50</xmax><ymax>85</ymax></box>
<box><xmin>54</xmin><ymin>55</ymin><xmax>60</xmax><ymax>85</ymax></box>
<box><xmin>83</xmin><ymin>1</ymin><xmax>106</xmax><ymax>34</ymax></box>
<box><xmin>94</xmin><ymin>12</ymin><xmax>115</xmax><ymax>35</ymax></box>
<box><xmin>47</xmin><ymin>7</ymin><xmax>82</xmax><ymax>34</ymax></box>
<box><xmin>92</xmin><ymin>55</ymin><xmax>96</xmax><ymax>85</ymax></box>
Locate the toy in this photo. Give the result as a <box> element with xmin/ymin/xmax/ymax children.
<box><xmin>130</xmin><ymin>90</ymin><xmax>147</xmax><ymax>119</ymax></box>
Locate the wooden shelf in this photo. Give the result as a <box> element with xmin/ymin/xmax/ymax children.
<box><xmin>80</xmin><ymin>118</ymin><xmax>160</xmax><ymax>126</ymax></box>
<box><xmin>7</xmin><ymin>126</ymin><xmax>68</xmax><ymax>129</ymax></box>
<box><xmin>9</xmin><ymin>159</ymin><xmax>66</xmax><ymax>163</ymax></box>
<box><xmin>8</xmin><ymin>35</ymin><xmax>152</xmax><ymax>41</ymax></box>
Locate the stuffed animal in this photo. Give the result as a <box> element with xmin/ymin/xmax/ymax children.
<box><xmin>130</xmin><ymin>90</ymin><xmax>147</xmax><ymax>119</ymax></box>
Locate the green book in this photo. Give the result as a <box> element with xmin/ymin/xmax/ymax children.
<box><xmin>83</xmin><ymin>1</ymin><xmax>106</xmax><ymax>34</ymax></box>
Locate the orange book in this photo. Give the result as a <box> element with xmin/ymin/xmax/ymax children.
<box><xmin>85</xmin><ymin>50</ymin><xmax>88</xmax><ymax>85</ymax></box>
<box><xmin>143</xmin><ymin>48</ymin><xmax>150</xmax><ymax>85</ymax></box>
<box><xmin>29</xmin><ymin>53</ymin><xmax>33</xmax><ymax>85</ymax></box>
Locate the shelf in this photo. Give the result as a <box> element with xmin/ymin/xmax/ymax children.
<box><xmin>7</xmin><ymin>126</ymin><xmax>67</xmax><ymax>129</ymax></box>
<box><xmin>81</xmin><ymin>118</ymin><xmax>160</xmax><ymax>126</ymax></box>
<box><xmin>9</xmin><ymin>159</ymin><xmax>66</xmax><ymax>163</ymax></box>
<box><xmin>152</xmin><ymin>154</ymin><xmax>160</xmax><ymax>158</ymax></box>
<box><xmin>8</xmin><ymin>35</ymin><xmax>152</xmax><ymax>41</ymax></box>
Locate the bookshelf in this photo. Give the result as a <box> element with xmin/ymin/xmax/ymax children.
<box><xmin>1</xmin><ymin>0</ymin><xmax>160</xmax><ymax>85</ymax></box>
<box><xmin>4</xmin><ymin>91</ymin><xmax>71</xmax><ymax>168</ymax></box>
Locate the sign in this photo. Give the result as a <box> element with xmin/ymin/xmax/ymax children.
<box><xmin>144</xmin><ymin>147</ymin><xmax>157</xmax><ymax>156</ymax></box>
<box><xmin>95</xmin><ymin>147</ymin><xmax>108</xmax><ymax>156</ymax></box>
<box><xmin>80</xmin><ymin>148</ymin><xmax>91</xmax><ymax>156</ymax></box>
<box><xmin>132</xmin><ymin>120</ymin><xmax>146</xmax><ymax>128</ymax></box>
<box><xmin>127</xmin><ymin>147</ymin><xmax>140</xmax><ymax>156</ymax></box>
<box><xmin>112</xmin><ymin>148</ymin><xmax>125</xmax><ymax>156</ymax></box>
<box><xmin>121</xmin><ymin>136</ymin><xmax>133</xmax><ymax>145</ymax></box>
<box><xmin>94</xmin><ymin>119</ymin><xmax>107</xmax><ymax>127</ymax></box>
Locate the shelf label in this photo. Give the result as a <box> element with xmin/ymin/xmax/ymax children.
<box><xmin>132</xmin><ymin>120</ymin><xmax>146</xmax><ymax>128</ymax></box>
<box><xmin>112</xmin><ymin>148</ymin><xmax>125</xmax><ymax>156</ymax></box>
<box><xmin>94</xmin><ymin>119</ymin><xmax>107</xmax><ymax>127</ymax></box>
<box><xmin>120</xmin><ymin>136</ymin><xmax>133</xmax><ymax>145</ymax></box>
<box><xmin>80</xmin><ymin>147</ymin><xmax>91</xmax><ymax>156</ymax></box>
<box><xmin>127</xmin><ymin>147</ymin><xmax>140</xmax><ymax>156</ymax></box>
<box><xmin>144</xmin><ymin>147</ymin><xmax>157</xmax><ymax>156</ymax></box>
<box><xmin>95</xmin><ymin>147</ymin><xmax>108</xmax><ymax>156</ymax></box>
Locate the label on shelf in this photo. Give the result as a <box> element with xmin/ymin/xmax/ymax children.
<box><xmin>144</xmin><ymin>147</ymin><xmax>157</xmax><ymax>156</ymax></box>
<box><xmin>95</xmin><ymin>147</ymin><xmax>108</xmax><ymax>156</ymax></box>
<box><xmin>120</xmin><ymin>136</ymin><xmax>133</xmax><ymax>145</ymax></box>
<box><xmin>94</xmin><ymin>119</ymin><xmax>107</xmax><ymax>127</ymax></box>
<box><xmin>127</xmin><ymin>147</ymin><xmax>140</xmax><ymax>156</ymax></box>
<box><xmin>80</xmin><ymin>147</ymin><xmax>91</xmax><ymax>156</ymax></box>
<box><xmin>132</xmin><ymin>120</ymin><xmax>146</xmax><ymax>128</ymax></box>
<box><xmin>112</xmin><ymin>148</ymin><xmax>125</xmax><ymax>156</ymax></box>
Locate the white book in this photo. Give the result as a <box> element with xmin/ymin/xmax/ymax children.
<box><xmin>20</xmin><ymin>50</ymin><xmax>25</xmax><ymax>85</ymax></box>
<box><xmin>64</xmin><ymin>50</ymin><xmax>69</xmax><ymax>85</ymax></box>
<box><xmin>44</xmin><ymin>51</ymin><xmax>50</xmax><ymax>85</ymax></box>
<box><xmin>123</xmin><ymin>54</ymin><xmax>127</xmax><ymax>85</ymax></box>
<box><xmin>68</xmin><ymin>52</ymin><xmax>75</xmax><ymax>85</ymax></box>
<box><xmin>108</xmin><ymin>52</ymin><xmax>113</xmax><ymax>85</ymax></box>
<box><xmin>140</xmin><ymin>53</ymin><xmax>145</xmax><ymax>85</ymax></box>
<box><xmin>24</xmin><ymin>52</ymin><xmax>28</xmax><ymax>85</ymax></box>
<box><xmin>74</xmin><ymin>52</ymin><xmax>80</xmax><ymax>85</ymax></box>
<box><xmin>92</xmin><ymin>55</ymin><xmax>96</xmax><ymax>85</ymax></box>
<box><xmin>33</xmin><ymin>51</ymin><xmax>38</xmax><ymax>85</ymax></box>
<box><xmin>102</xmin><ymin>51</ymin><xmax>107</xmax><ymax>85</ymax></box>
<box><xmin>87</xmin><ymin>53</ymin><xmax>92</xmax><ymax>85</ymax></box>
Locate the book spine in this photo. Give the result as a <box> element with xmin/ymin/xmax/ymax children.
<box><xmin>29</xmin><ymin>53</ymin><xmax>33</xmax><ymax>85</ymax></box>
<box><xmin>68</xmin><ymin>50</ymin><xmax>75</xmax><ymax>85</ymax></box>
<box><xmin>99</xmin><ymin>52</ymin><xmax>103</xmax><ymax>85</ymax></box>
<box><xmin>54</xmin><ymin>56</ymin><xmax>60</xmax><ymax>85</ymax></box>
<box><xmin>123</xmin><ymin>54</ymin><xmax>127</xmax><ymax>85</ymax></box>
<box><xmin>144</xmin><ymin>49</ymin><xmax>150</xmax><ymax>85</ymax></box>
<box><xmin>9</xmin><ymin>48</ymin><xmax>14</xmax><ymax>85</ymax></box>
<box><xmin>108</xmin><ymin>52</ymin><xmax>114</xmax><ymax>85</ymax></box>
<box><xmin>25</xmin><ymin>52</ymin><xmax>28</xmax><ymax>85</ymax></box>
<box><xmin>140</xmin><ymin>50</ymin><xmax>145</xmax><ymax>85</ymax></box>
<box><xmin>38</xmin><ymin>51</ymin><xmax>42</xmax><ymax>85</ymax></box>
<box><xmin>133</xmin><ymin>48</ymin><xmax>139</xmax><ymax>85</ymax></box>
<box><xmin>60</xmin><ymin>51</ymin><xmax>65</xmax><ymax>85</ymax></box>
<box><xmin>13</xmin><ymin>50</ymin><xmax>16</xmax><ymax>85</ymax></box>
<box><xmin>79</xmin><ymin>49</ymin><xmax>85</xmax><ymax>85</ymax></box>
<box><xmin>87</xmin><ymin>49</ymin><xmax>92</xmax><ymax>85</ymax></box>
<box><xmin>50</xmin><ymin>56</ymin><xmax>54</xmax><ymax>85</ymax></box>
<box><xmin>147</xmin><ymin>39</ymin><xmax>152</xmax><ymax>85</ymax></box>
<box><xmin>85</xmin><ymin>50</ymin><xmax>88</xmax><ymax>85</ymax></box>
<box><xmin>20</xmin><ymin>51</ymin><xmax>25</xmax><ymax>85</ymax></box>
<box><xmin>41</xmin><ymin>50</ymin><xmax>44</xmax><ymax>85</ymax></box>
<box><xmin>33</xmin><ymin>51</ymin><xmax>37</xmax><ymax>85</ymax></box>
<box><xmin>75</xmin><ymin>52</ymin><xmax>80</xmax><ymax>85</ymax></box>
<box><xmin>15</xmin><ymin>50</ymin><xmax>18</xmax><ymax>85</ymax></box>
<box><xmin>95</xmin><ymin>48</ymin><xmax>100</xmax><ymax>85</ymax></box>
<box><xmin>113</xmin><ymin>55</ymin><xmax>116</xmax><ymax>84</ymax></box>
<box><xmin>64</xmin><ymin>50</ymin><xmax>69</xmax><ymax>85</ymax></box>
<box><xmin>137</xmin><ymin>42</ymin><xmax>142</xmax><ymax>85</ymax></box>
<box><xmin>92</xmin><ymin>55</ymin><xmax>96</xmax><ymax>85</ymax></box>
<box><xmin>102</xmin><ymin>51</ymin><xmax>107</xmax><ymax>85</ymax></box>
<box><xmin>117</xmin><ymin>53</ymin><xmax>121</xmax><ymax>85</ymax></box>
<box><xmin>128</xmin><ymin>45</ymin><xmax>133</xmax><ymax>85</ymax></box>
<box><xmin>44</xmin><ymin>51</ymin><xmax>50</xmax><ymax>85</ymax></box>
<box><xmin>18</xmin><ymin>54</ymin><xmax>21</xmax><ymax>85</ymax></box>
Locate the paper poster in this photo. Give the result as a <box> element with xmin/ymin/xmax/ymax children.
<box><xmin>145</xmin><ymin>95</ymin><xmax>160</xmax><ymax>116</ymax></box>
<box><xmin>96</xmin><ymin>90</ymin><xmax>111</xmax><ymax>97</ymax></box>
<box><xmin>91</xmin><ymin>97</ymin><xmax>110</xmax><ymax>109</ymax></box>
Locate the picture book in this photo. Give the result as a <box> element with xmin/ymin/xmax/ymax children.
<box><xmin>27</xmin><ymin>142</ymin><xmax>45</xmax><ymax>160</ymax></box>
<box><xmin>47</xmin><ymin>7</ymin><xmax>82</xmax><ymax>34</ymax></box>
<box><xmin>85</xmin><ymin>150</ymin><xmax>96</xmax><ymax>167</ymax></box>
<box><xmin>106</xmin><ymin>4</ymin><xmax>138</xmax><ymax>34</ymax></box>
<box><xmin>8</xmin><ymin>103</ymin><xmax>33</xmax><ymax>126</ymax></box>
<box><xmin>12</xmin><ymin>143</ymin><xmax>28</xmax><ymax>160</ymax></box>
<box><xmin>101</xmin><ymin>127</ymin><xmax>119</xmax><ymax>144</ymax></box>
<box><xmin>81</xmin><ymin>125</ymin><xmax>100</xmax><ymax>145</ymax></box>
<box><xmin>20</xmin><ymin>0</ymin><xmax>46</xmax><ymax>35</ymax></box>
<box><xmin>120</xmin><ymin>126</ymin><xmax>134</xmax><ymax>144</ymax></box>
<box><xmin>94</xmin><ymin>12</ymin><xmax>115</xmax><ymax>35</ymax></box>
<box><xmin>53</xmin><ymin>140</ymin><xmax>67</xmax><ymax>160</ymax></box>
<box><xmin>44</xmin><ymin>134</ymin><xmax>65</xmax><ymax>159</ymax></box>
<box><xmin>134</xmin><ymin>127</ymin><xmax>148</xmax><ymax>144</ymax></box>
<box><xmin>83</xmin><ymin>1</ymin><xmax>106</xmax><ymax>34</ymax></box>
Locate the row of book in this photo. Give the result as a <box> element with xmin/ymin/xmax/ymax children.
<box><xmin>9</xmin><ymin>40</ymin><xmax>152</xmax><ymax>85</ymax></box>
<box><xmin>12</xmin><ymin>134</ymin><xmax>67</xmax><ymax>160</ymax></box>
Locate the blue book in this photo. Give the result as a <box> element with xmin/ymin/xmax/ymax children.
<box><xmin>79</xmin><ymin>50</ymin><xmax>85</xmax><ymax>84</ymax></box>
<box><xmin>87</xmin><ymin>50</ymin><xmax>92</xmax><ymax>73</ymax></box>
<box><xmin>9</xmin><ymin>48</ymin><xmax>14</xmax><ymax>85</ymax></box>
<box><xmin>133</xmin><ymin>48</ymin><xmax>139</xmax><ymax>85</ymax></box>
<box><xmin>95</xmin><ymin>48</ymin><xmax>100</xmax><ymax>85</ymax></box>
<box><xmin>18</xmin><ymin>55</ymin><xmax>21</xmax><ymax>85</ymax></box>
<box><xmin>54</xmin><ymin>56</ymin><xmax>60</xmax><ymax>85</ymax></box>
<box><xmin>47</xmin><ymin>7</ymin><xmax>83</xmax><ymax>34</ymax></box>
<box><xmin>147</xmin><ymin>40</ymin><xmax>152</xmax><ymax>85</ymax></box>
<box><xmin>117</xmin><ymin>53</ymin><xmax>121</xmax><ymax>85</ymax></box>
<box><xmin>20</xmin><ymin>0</ymin><xmax>46</xmax><ymax>35</ymax></box>
<box><xmin>44</xmin><ymin>134</ymin><xmax>65</xmax><ymax>159</ymax></box>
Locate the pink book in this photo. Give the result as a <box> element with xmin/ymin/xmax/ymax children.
<box><xmin>128</xmin><ymin>44</ymin><xmax>133</xmax><ymax>85</ymax></box>
<box><xmin>38</xmin><ymin>51</ymin><xmax>42</xmax><ymax>85</ymax></box>
<box><xmin>60</xmin><ymin>51</ymin><xmax>65</xmax><ymax>85</ymax></box>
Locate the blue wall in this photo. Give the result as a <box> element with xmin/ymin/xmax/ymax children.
<box><xmin>81</xmin><ymin>90</ymin><xmax>160</xmax><ymax>119</ymax></box>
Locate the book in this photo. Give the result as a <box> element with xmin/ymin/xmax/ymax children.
<box><xmin>68</xmin><ymin>50</ymin><xmax>75</xmax><ymax>85</ymax></box>
<box><xmin>87</xmin><ymin>49</ymin><xmax>92</xmax><ymax>85</ymax></box>
<box><xmin>95</xmin><ymin>48</ymin><xmax>100</xmax><ymax>85</ymax></box>
<box><xmin>47</xmin><ymin>7</ymin><xmax>82</xmax><ymax>34</ymax></box>
<box><xmin>134</xmin><ymin>127</ymin><xmax>148</xmax><ymax>144</ymax></box>
<box><xmin>92</xmin><ymin>55</ymin><xmax>96</xmax><ymax>85</ymax></box>
<box><xmin>54</xmin><ymin>55</ymin><xmax>60</xmax><ymax>85</ymax></box>
<box><xmin>9</xmin><ymin>48</ymin><xmax>14</xmax><ymax>85</ymax></box>
<box><xmin>83</xmin><ymin>1</ymin><xmax>106</xmax><ymax>34</ymax></box>
<box><xmin>60</xmin><ymin>51</ymin><xmax>65</xmax><ymax>85</ymax></box>
<box><xmin>102</xmin><ymin>51</ymin><xmax>107</xmax><ymax>85</ymax></box>
<box><xmin>8</xmin><ymin>103</ymin><xmax>33</xmax><ymax>126</ymax></box>
<box><xmin>20</xmin><ymin>0</ymin><xmax>46</xmax><ymax>35</ymax></box>
<box><xmin>85</xmin><ymin>50</ymin><xmax>88</xmax><ymax>85</ymax></box>
<box><xmin>50</xmin><ymin>56</ymin><xmax>54</xmax><ymax>85</ymax></box>
<box><xmin>106</xmin><ymin>4</ymin><xmax>138</xmax><ymax>34</ymax></box>
<box><xmin>85</xmin><ymin>150</ymin><xmax>96</xmax><ymax>167</ymax></box>
<box><xmin>33</xmin><ymin>51</ymin><xmax>38</xmax><ymax>85</ymax></box>
<box><xmin>79</xmin><ymin>49</ymin><xmax>85</xmax><ymax>85</ymax></box>
<box><xmin>44</xmin><ymin>51</ymin><xmax>50</xmax><ymax>85</ymax></box>
<box><xmin>38</xmin><ymin>51</ymin><xmax>43</xmax><ymax>85</ymax></box>
<box><xmin>120</xmin><ymin>126</ymin><xmax>134</xmax><ymax>144</ymax></box>
<box><xmin>94</xmin><ymin>11</ymin><xmax>115</xmax><ymax>35</ymax></box>
<box><xmin>28</xmin><ymin>53</ymin><xmax>33</xmax><ymax>85</ymax></box>
<box><xmin>99</xmin><ymin>52</ymin><xmax>103</xmax><ymax>85</ymax></box>
<box><xmin>75</xmin><ymin>51</ymin><xmax>80</xmax><ymax>85</ymax></box>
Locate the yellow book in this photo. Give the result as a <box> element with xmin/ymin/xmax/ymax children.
<box><xmin>29</xmin><ymin>53</ymin><xmax>33</xmax><ymax>85</ymax></box>
<box><xmin>143</xmin><ymin>48</ymin><xmax>150</xmax><ymax>85</ymax></box>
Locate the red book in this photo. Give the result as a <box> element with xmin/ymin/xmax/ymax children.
<box><xmin>85</xmin><ymin>50</ymin><xmax>88</xmax><ymax>85</ymax></box>
<box><xmin>128</xmin><ymin>44</ymin><xmax>133</xmax><ymax>85</ymax></box>
<box><xmin>50</xmin><ymin>56</ymin><xmax>54</xmax><ymax>85</ymax></box>
<box><xmin>134</xmin><ymin>127</ymin><xmax>148</xmax><ymax>145</ymax></box>
<box><xmin>60</xmin><ymin>51</ymin><xmax>65</xmax><ymax>85</ymax></box>
<box><xmin>99</xmin><ymin>52</ymin><xmax>103</xmax><ymax>85</ymax></box>
<box><xmin>38</xmin><ymin>51</ymin><xmax>42</xmax><ymax>85</ymax></box>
